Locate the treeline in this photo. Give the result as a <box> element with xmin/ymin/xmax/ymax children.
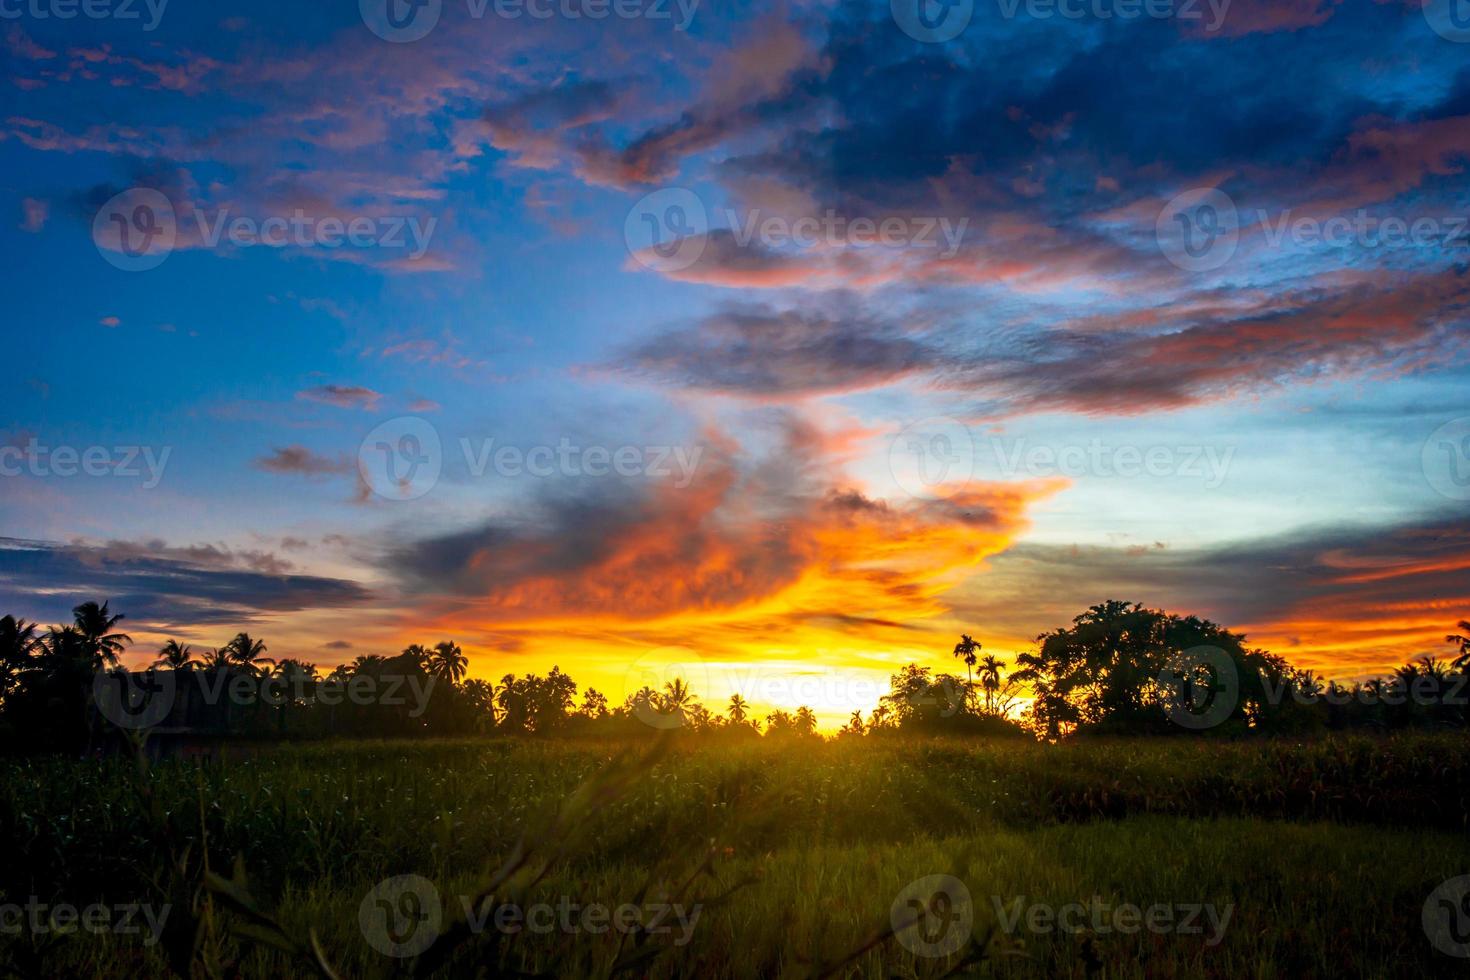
<box><xmin>1</xmin><ymin>600</ymin><xmax>1467</xmax><ymax>752</ymax></box>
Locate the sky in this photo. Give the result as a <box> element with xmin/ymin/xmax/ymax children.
<box><xmin>1</xmin><ymin>0</ymin><xmax>1468</xmax><ymax>727</ymax></box>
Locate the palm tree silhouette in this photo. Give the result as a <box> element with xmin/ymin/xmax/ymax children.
<box><xmin>1447</xmin><ymin>620</ymin><xmax>1470</xmax><ymax>670</ymax></box>
<box><xmin>427</xmin><ymin>641</ymin><xmax>467</xmax><ymax>684</ymax></box>
<box><xmin>224</xmin><ymin>633</ymin><xmax>273</xmax><ymax>675</ymax></box>
<box><xmin>72</xmin><ymin>600</ymin><xmax>131</xmax><ymax>667</ymax></box>
<box><xmin>153</xmin><ymin>639</ymin><xmax>199</xmax><ymax>671</ymax></box>
<box><xmin>0</xmin><ymin>616</ymin><xmax>40</xmax><ymax>701</ymax></box>
<box><xmin>727</xmin><ymin>693</ymin><xmax>749</xmax><ymax>724</ymax></box>
<box><xmin>953</xmin><ymin>633</ymin><xmax>980</xmax><ymax>708</ymax></box>
<box><xmin>662</xmin><ymin>678</ymin><xmax>694</xmax><ymax>721</ymax></box>
<box><xmin>978</xmin><ymin>654</ymin><xmax>1004</xmax><ymax>715</ymax></box>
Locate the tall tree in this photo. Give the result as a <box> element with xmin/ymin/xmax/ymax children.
<box><xmin>224</xmin><ymin>633</ymin><xmax>273</xmax><ymax>675</ymax></box>
<box><xmin>72</xmin><ymin>600</ymin><xmax>131</xmax><ymax>667</ymax></box>
<box><xmin>727</xmin><ymin>693</ymin><xmax>749</xmax><ymax>725</ymax></box>
<box><xmin>153</xmin><ymin>639</ymin><xmax>199</xmax><ymax>671</ymax></box>
<box><xmin>427</xmin><ymin>640</ymin><xmax>467</xmax><ymax>684</ymax></box>
<box><xmin>977</xmin><ymin>654</ymin><xmax>1004</xmax><ymax>715</ymax></box>
<box><xmin>953</xmin><ymin>633</ymin><xmax>980</xmax><ymax>706</ymax></box>
<box><xmin>1447</xmin><ymin>620</ymin><xmax>1470</xmax><ymax>670</ymax></box>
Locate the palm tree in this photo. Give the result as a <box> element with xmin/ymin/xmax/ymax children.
<box><xmin>0</xmin><ymin>615</ymin><xmax>40</xmax><ymax>701</ymax></box>
<box><xmin>662</xmin><ymin>678</ymin><xmax>694</xmax><ymax>720</ymax></box>
<box><xmin>727</xmin><ymin>693</ymin><xmax>750</xmax><ymax>725</ymax></box>
<box><xmin>427</xmin><ymin>640</ymin><xmax>467</xmax><ymax>684</ymax></box>
<box><xmin>224</xmin><ymin>632</ymin><xmax>273</xmax><ymax>675</ymax></box>
<box><xmin>794</xmin><ymin>705</ymin><xmax>818</xmax><ymax>735</ymax></box>
<box><xmin>153</xmin><ymin>639</ymin><xmax>199</xmax><ymax>671</ymax></box>
<box><xmin>978</xmin><ymin>654</ymin><xmax>1004</xmax><ymax>715</ymax></box>
<box><xmin>953</xmin><ymin>633</ymin><xmax>980</xmax><ymax>709</ymax></box>
<box><xmin>462</xmin><ymin>678</ymin><xmax>497</xmax><ymax>731</ymax></box>
<box><xmin>0</xmin><ymin>615</ymin><xmax>40</xmax><ymax>663</ymax></box>
<box><xmin>1447</xmin><ymin>620</ymin><xmax>1470</xmax><ymax>670</ymax></box>
<box><xmin>72</xmin><ymin>600</ymin><xmax>131</xmax><ymax>667</ymax></box>
<box><xmin>400</xmin><ymin>644</ymin><xmax>432</xmax><ymax>669</ymax></box>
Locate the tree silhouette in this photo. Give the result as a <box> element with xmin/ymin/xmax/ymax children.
<box><xmin>1447</xmin><ymin>620</ymin><xmax>1470</xmax><ymax>670</ymax></box>
<box><xmin>224</xmin><ymin>633</ymin><xmax>273</xmax><ymax>675</ymax></box>
<box><xmin>427</xmin><ymin>640</ymin><xmax>467</xmax><ymax>684</ymax></box>
<box><xmin>153</xmin><ymin>639</ymin><xmax>199</xmax><ymax>671</ymax></box>
<box><xmin>0</xmin><ymin>615</ymin><xmax>40</xmax><ymax>702</ymax></box>
<box><xmin>977</xmin><ymin>654</ymin><xmax>1004</xmax><ymax>715</ymax></box>
<box><xmin>727</xmin><ymin>693</ymin><xmax>749</xmax><ymax>725</ymax></box>
<box><xmin>953</xmin><ymin>633</ymin><xmax>980</xmax><ymax>705</ymax></box>
<box><xmin>72</xmin><ymin>600</ymin><xmax>131</xmax><ymax>667</ymax></box>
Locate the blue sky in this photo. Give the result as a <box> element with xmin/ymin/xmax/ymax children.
<box><xmin>2</xmin><ymin>0</ymin><xmax>1468</xmax><ymax>722</ymax></box>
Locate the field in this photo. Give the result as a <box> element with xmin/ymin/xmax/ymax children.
<box><xmin>2</xmin><ymin>734</ymin><xmax>1469</xmax><ymax>978</ymax></box>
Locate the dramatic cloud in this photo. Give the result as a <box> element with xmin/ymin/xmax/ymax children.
<box><xmin>384</xmin><ymin>414</ymin><xmax>1057</xmax><ymax>651</ymax></box>
<box><xmin>618</xmin><ymin>304</ymin><xmax>937</xmax><ymax>397</ymax></box>
<box><xmin>951</xmin><ymin>513</ymin><xmax>1470</xmax><ymax>678</ymax></box>
<box><xmin>0</xmin><ymin>537</ymin><xmax>374</xmax><ymax>630</ymax></box>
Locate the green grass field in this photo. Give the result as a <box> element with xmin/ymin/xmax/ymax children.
<box><xmin>2</xmin><ymin>735</ymin><xmax>1468</xmax><ymax>977</ymax></box>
